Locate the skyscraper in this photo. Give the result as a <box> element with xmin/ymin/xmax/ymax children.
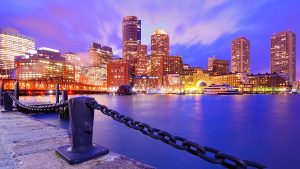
<box><xmin>270</xmin><ymin>31</ymin><xmax>296</xmax><ymax>84</ymax></box>
<box><xmin>151</xmin><ymin>29</ymin><xmax>169</xmax><ymax>56</ymax></box>
<box><xmin>122</xmin><ymin>16</ymin><xmax>141</xmax><ymax>64</ymax></box>
<box><xmin>0</xmin><ymin>28</ymin><xmax>35</xmax><ymax>70</ymax></box>
<box><xmin>231</xmin><ymin>37</ymin><xmax>250</xmax><ymax>74</ymax></box>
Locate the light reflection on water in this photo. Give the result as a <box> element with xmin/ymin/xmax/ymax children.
<box><xmin>30</xmin><ymin>94</ymin><xmax>300</xmax><ymax>169</ymax></box>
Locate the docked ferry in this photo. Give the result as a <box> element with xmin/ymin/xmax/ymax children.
<box><xmin>202</xmin><ymin>84</ymin><xmax>240</xmax><ymax>95</ymax></box>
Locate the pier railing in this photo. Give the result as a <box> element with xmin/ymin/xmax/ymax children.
<box><xmin>0</xmin><ymin>83</ymin><xmax>267</xmax><ymax>169</ymax></box>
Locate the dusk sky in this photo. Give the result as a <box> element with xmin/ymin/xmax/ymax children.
<box><xmin>1</xmin><ymin>0</ymin><xmax>299</xmax><ymax>80</ymax></box>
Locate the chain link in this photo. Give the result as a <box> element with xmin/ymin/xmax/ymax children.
<box><xmin>7</xmin><ymin>92</ymin><xmax>68</xmax><ymax>112</ymax></box>
<box><xmin>86</xmin><ymin>99</ymin><xmax>267</xmax><ymax>169</ymax></box>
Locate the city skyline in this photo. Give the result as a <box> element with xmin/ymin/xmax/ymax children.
<box><xmin>0</xmin><ymin>0</ymin><xmax>299</xmax><ymax>80</ymax></box>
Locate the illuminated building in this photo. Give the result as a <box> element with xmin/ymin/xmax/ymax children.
<box><xmin>208</xmin><ymin>56</ymin><xmax>229</xmax><ymax>75</ymax></box>
<box><xmin>89</xmin><ymin>42</ymin><xmax>113</xmax><ymax>66</ymax></box>
<box><xmin>15</xmin><ymin>51</ymin><xmax>75</xmax><ymax>83</ymax></box>
<box><xmin>270</xmin><ymin>31</ymin><xmax>296</xmax><ymax>84</ymax></box>
<box><xmin>163</xmin><ymin>56</ymin><xmax>183</xmax><ymax>75</ymax></box>
<box><xmin>212</xmin><ymin>73</ymin><xmax>248</xmax><ymax>88</ymax></box>
<box><xmin>162</xmin><ymin>74</ymin><xmax>183</xmax><ymax>92</ymax></box>
<box><xmin>82</xmin><ymin>66</ymin><xmax>107</xmax><ymax>86</ymax></box>
<box><xmin>0</xmin><ymin>28</ymin><xmax>35</xmax><ymax>70</ymax></box>
<box><xmin>122</xmin><ymin>16</ymin><xmax>141</xmax><ymax>65</ymax></box>
<box><xmin>133</xmin><ymin>76</ymin><xmax>159</xmax><ymax>92</ymax></box>
<box><xmin>151</xmin><ymin>29</ymin><xmax>169</xmax><ymax>56</ymax></box>
<box><xmin>135</xmin><ymin>44</ymin><xmax>147</xmax><ymax>76</ymax></box>
<box><xmin>63</xmin><ymin>52</ymin><xmax>81</xmax><ymax>65</ymax></box>
<box><xmin>63</xmin><ymin>52</ymin><xmax>82</xmax><ymax>83</ymax></box>
<box><xmin>107</xmin><ymin>60</ymin><xmax>133</xmax><ymax>90</ymax></box>
<box><xmin>247</xmin><ymin>73</ymin><xmax>289</xmax><ymax>93</ymax></box>
<box><xmin>182</xmin><ymin>64</ymin><xmax>194</xmax><ymax>76</ymax></box>
<box><xmin>231</xmin><ymin>37</ymin><xmax>250</xmax><ymax>74</ymax></box>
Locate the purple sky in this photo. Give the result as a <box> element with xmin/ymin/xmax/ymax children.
<box><xmin>1</xmin><ymin>0</ymin><xmax>299</xmax><ymax>80</ymax></box>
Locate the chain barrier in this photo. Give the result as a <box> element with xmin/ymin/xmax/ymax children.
<box><xmin>86</xmin><ymin>99</ymin><xmax>267</xmax><ymax>169</ymax></box>
<box><xmin>7</xmin><ymin>92</ymin><xmax>68</xmax><ymax>112</ymax></box>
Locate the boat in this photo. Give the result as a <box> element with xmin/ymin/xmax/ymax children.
<box><xmin>115</xmin><ymin>85</ymin><xmax>134</xmax><ymax>95</ymax></box>
<box><xmin>202</xmin><ymin>84</ymin><xmax>240</xmax><ymax>95</ymax></box>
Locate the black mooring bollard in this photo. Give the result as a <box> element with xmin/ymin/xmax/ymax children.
<box><xmin>1</xmin><ymin>92</ymin><xmax>13</xmax><ymax>112</ymax></box>
<box><xmin>0</xmin><ymin>81</ymin><xmax>4</xmax><ymax>106</ymax></box>
<box><xmin>56</xmin><ymin>83</ymin><xmax>59</xmax><ymax>104</ymax></box>
<box><xmin>62</xmin><ymin>90</ymin><xmax>68</xmax><ymax>101</ymax></box>
<box><xmin>56</xmin><ymin>96</ymin><xmax>109</xmax><ymax>165</ymax></box>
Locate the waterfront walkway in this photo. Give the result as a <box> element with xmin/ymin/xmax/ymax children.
<box><xmin>0</xmin><ymin>108</ymin><xmax>154</xmax><ymax>169</ymax></box>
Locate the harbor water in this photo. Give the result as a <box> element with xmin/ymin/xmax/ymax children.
<box><xmin>29</xmin><ymin>94</ymin><xmax>300</xmax><ymax>169</ymax></box>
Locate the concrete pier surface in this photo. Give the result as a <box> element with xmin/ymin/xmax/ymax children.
<box><xmin>0</xmin><ymin>109</ymin><xmax>154</xmax><ymax>169</ymax></box>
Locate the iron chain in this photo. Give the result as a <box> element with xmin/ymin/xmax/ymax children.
<box><xmin>86</xmin><ymin>99</ymin><xmax>267</xmax><ymax>169</ymax></box>
<box><xmin>8</xmin><ymin>92</ymin><xmax>68</xmax><ymax>112</ymax></box>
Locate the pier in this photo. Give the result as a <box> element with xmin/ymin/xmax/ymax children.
<box><xmin>0</xmin><ymin>109</ymin><xmax>154</xmax><ymax>169</ymax></box>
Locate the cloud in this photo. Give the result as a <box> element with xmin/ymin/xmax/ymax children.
<box><xmin>107</xmin><ymin>0</ymin><xmax>260</xmax><ymax>47</ymax></box>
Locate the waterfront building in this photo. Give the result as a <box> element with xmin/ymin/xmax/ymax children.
<box><xmin>211</xmin><ymin>73</ymin><xmax>248</xmax><ymax>88</ymax></box>
<box><xmin>208</xmin><ymin>56</ymin><xmax>229</xmax><ymax>75</ymax></box>
<box><xmin>122</xmin><ymin>16</ymin><xmax>141</xmax><ymax>65</ymax></box>
<box><xmin>15</xmin><ymin>51</ymin><xmax>75</xmax><ymax>83</ymax></box>
<box><xmin>247</xmin><ymin>73</ymin><xmax>289</xmax><ymax>93</ymax></box>
<box><xmin>163</xmin><ymin>55</ymin><xmax>183</xmax><ymax>75</ymax></box>
<box><xmin>270</xmin><ymin>31</ymin><xmax>296</xmax><ymax>84</ymax></box>
<box><xmin>89</xmin><ymin>42</ymin><xmax>113</xmax><ymax>66</ymax></box>
<box><xmin>133</xmin><ymin>76</ymin><xmax>159</xmax><ymax>92</ymax></box>
<box><xmin>162</xmin><ymin>74</ymin><xmax>183</xmax><ymax>93</ymax></box>
<box><xmin>0</xmin><ymin>28</ymin><xmax>35</xmax><ymax>70</ymax></box>
<box><xmin>63</xmin><ymin>52</ymin><xmax>82</xmax><ymax>83</ymax></box>
<box><xmin>151</xmin><ymin>29</ymin><xmax>169</xmax><ymax>56</ymax></box>
<box><xmin>231</xmin><ymin>37</ymin><xmax>250</xmax><ymax>74</ymax></box>
<box><xmin>135</xmin><ymin>44</ymin><xmax>147</xmax><ymax>76</ymax></box>
<box><xmin>182</xmin><ymin>64</ymin><xmax>194</xmax><ymax>76</ymax></box>
<box><xmin>107</xmin><ymin>60</ymin><xmax>134</xmax><ymax>91</ymax></box>
<box><xmin>82</xmin><ymin>66</ymin><xmax>107</xmax><ymax>87</ymax></box>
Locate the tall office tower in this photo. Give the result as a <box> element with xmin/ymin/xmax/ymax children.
<box><xmin>271</xmin><ymin>31</ymin><xmax>296</xmax><ymax>84</ymax></box>
<box><xmin>122</xmin><ymin>16</ymin><xmax>141</xmax><ymax>64</ymax></box>
<box><xmin>137</xmin><ymin>20</ymin><xmax>141</xmax><ymax>44</ymax></box>
<box><xmin>0</xmin><ymin>28</ymin><xmax>35</xmax><ymax>70</ymax></box>
<box><xmin>135</xmin><ymin>44</ymin><xmax>147</xmax><ymax>76</ymax></box>
<box><xmin>151</xmin><ymin>29</ymin><xmax>169</xmax><ymax>56</ymax></box>
<box><xmin>231</xmin><ymin>37</ymin><xmax>250</xmax><ymax>74</ymax></box>
<box><xmin>88</xmin><ymin>42</ymin><xmax>113</xmax><ymax>66</ymax></box>
<box><xmin>208</xmin><ymin>56</ymin><xmax>229</xmax><ymax>75</ymax></box>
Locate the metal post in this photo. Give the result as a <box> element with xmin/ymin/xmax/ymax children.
<box><xmin>1</xmin><ymin>92</ymin><xmax>13</xmax><ymax>112</ymax></box>
<box><xmin>56</xmin><ymin>96</ymin><xmax>109</xmax><ymax>165</ymax></box>
<box><xmin>0</xmin><ymin>80</ymin><xmax>4</xmax><ymax>106</ymax></box>
<box><xmin>14</xmin><ymin>80</ymin><xmax>19</xmax><ymax>101</ymax></box>
<box><xmin>62</xmin><ymin>90</ymin><xmax>68</xmax><ymax>101</ymax></box>
<box><xmin>56</xmin><ymin>83</ymin><xmax>59</xmax><ymax>103</ymax></box>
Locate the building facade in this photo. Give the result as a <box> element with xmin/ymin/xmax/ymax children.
<box><xmin>151</xmin><ymin>29</ymin><xmax>169</xmax><ymax>56</ymax></box>
<box><xmin>122</xmin><ymin>16</ymin><xmax>141</xmax><ymax>65</ymax></box>
<box><xmin>89</xmin><ymin>42</ymin><xmax>113</xmax><ymax>66</ymax></box>
<box><xmin>208</xmin><ymin>56</ymin><xmax>229</xmax><ymax>75</ymax></box>
<box><xmin>107</xmin><ymin>61</ymin><xmax>133</xmax><ymax>90</ymax></box>
<box><xmin>135</xmin><ymin>44</ymin><xmax>147</xmax><ymax>76</ymax></box>
<box><xmin>231</xmin><ymin>37</ymin><xmax>250</xmax><ymax>74</ymax></box>
<box><xmin>15</xmin><ymin>55</ymin><xmax>74</xmax><ymax>83</ymax></box>
<box><xmin>0</xmin><ymin>28</ymin><xmax>35</xmax><ymax>70</ymax></box>
<box><xmin>270</xmin><ymin>31</ymin><xmax>296</xmax><ymax>84</ymax></box>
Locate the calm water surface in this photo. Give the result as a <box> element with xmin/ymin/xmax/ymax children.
<box><xmin>29</xmin><ymin>94</ymin><xmax>300</xmax><ymax>169</ymax></box>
